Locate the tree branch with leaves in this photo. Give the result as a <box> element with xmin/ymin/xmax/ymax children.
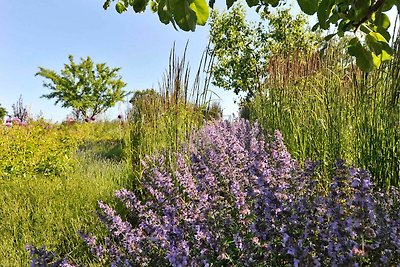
<box><xmin>103</xmin><ymin>0</ymin><xmax>400</xmax><ymax>72</ymax></box>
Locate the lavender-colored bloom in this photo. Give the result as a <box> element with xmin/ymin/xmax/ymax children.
<box><xmin>28</xmin><ymin>119</ymin><xmax>400</xmax><ymax>266</ymax></box>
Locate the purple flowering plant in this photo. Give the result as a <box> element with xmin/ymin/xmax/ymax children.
<box><xmin>30</xmin><ymin>119</ymin><xmax>400</xmax><ymax>266</ymax></box>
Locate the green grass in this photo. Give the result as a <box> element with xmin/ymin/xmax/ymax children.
<box><xmin>0</xmin><ymin>141</ymin><xmax>132</xmax><ymax>266</ymax></box>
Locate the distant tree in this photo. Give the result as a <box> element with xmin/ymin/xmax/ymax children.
<box><xmin>208</xmin><ymin>5</ymin><xmax>321</xmax><ymax>98</ymax></box>
<box><xmin>0</xmin><ymin>104</ymin><xmax>7</xmax><ymax>121</ymax></box>
<box><xmin>12</xmin><ymin>95</ymin><xmax>29</xmax><ymax>122</ymax></box>
<box><xmin>36</xmin><ymin>55</ymin><xmax>128</xmax><ymax>121</ymax></box>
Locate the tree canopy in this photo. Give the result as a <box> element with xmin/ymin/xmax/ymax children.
<box><xmin>103</xmin><ymin>0</ymin><xmax>400</xmax><ymax>72</ymax></box>
<box><xmin>36</xmin><ymin>55</ymin><xmax>128</xmax><ymax>120</ymax></box>
<box><xmin>208</xmin><ymin>5</ymin><xmax>321</xmax><ymax>97</ymax></box>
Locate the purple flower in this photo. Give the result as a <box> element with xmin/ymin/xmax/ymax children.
<box><xmin>27</xmin><ymin>119</ymin><xmax>400</xmax><ymax>266</ymax></box>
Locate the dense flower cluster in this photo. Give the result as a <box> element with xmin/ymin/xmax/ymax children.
<box><xmin>26</xmin><ymin>246</ymin><xmax>75</xmax><ymax>267</ymax></box>
<box><xmin>3</xmin><ymin>116</ymin><xmax>29</xmax><ymax>127</ymax></box>
<box><xmin>30</xmin><ymin>119</ymin><xmax>400</xmax><ymax>266</ymax></box>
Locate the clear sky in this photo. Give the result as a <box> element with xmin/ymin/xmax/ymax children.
<box><xmin>1</xmin><ymin>1</ymin><xmax>398</xmax><ymax>122</ymax></box>
<box><xmin>0</xmin><ymin>0</ymin><xmax>240</xmax><ymax>122</ymax></box>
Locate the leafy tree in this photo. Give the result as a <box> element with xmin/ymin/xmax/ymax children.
<box><xmin>209</xmin><ymin>5</ymin><xmax>321</xmax><ymax>98</ymax></box>
<box><xmin>103</xmin><ymin>0</ymin><xmax>399</xmax><ymax>72</ymax></box>
<box><xmin>12</xmin><ymin>95</ymin><xmax>29</xmax><ymax>122</ymax></box>
<box><xmin>0</xmin><ymin>104</ymin><xmax>7</xmax><ymax>121</ymax></box>
<box><xmin>208</xmin><ymin>5</ymin><xmax>262</xmax><ymax>98</ymax></box>
<box><xmin>36</xmin><ymin>55</ymin><xmax>128</xmax><ymax>120</ymax></box>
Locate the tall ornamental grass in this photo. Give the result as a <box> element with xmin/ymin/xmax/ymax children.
<box><xmin>244</xmin><ymin>37</ymin><xmax>400</xmax><ymax>188</ymax></box>
<box><xmin>127</xmin><ymin>45</ymin><xmax>220</xmax><ymax>188</ymax></box>
<box><xmin>30</xmin><ymin>119</ymin><xmax>400</xmax><ymax>266</ymax></box>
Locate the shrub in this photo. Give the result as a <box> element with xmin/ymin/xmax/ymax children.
<box><xmin>0</xmin><ymin>122</ymin><xmax>82</xmax><ymax>178</ymax></box>
<box><xmin>30</xmin><ymin>119</ymin><xmax>400</xmax><ymax>266</ymax></box>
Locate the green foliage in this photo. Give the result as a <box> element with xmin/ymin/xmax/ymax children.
<box><xmin>0</xmin><ymin>123</ymin><xmax>81</xmax><ymax>178</ymax></box>
<box><xmin>0</xmin><ymin>121</ymin><xmax>132</xmax><ymax>266</ymax></box>
<box><xmin>208</xmin><ymin>5</ymin><xmax>261</xmax><ymax>97</ymax></box>
<box><xmin>36</xmin><ymin>55</ymin><xmax>128</xmax><ymax>120</ymax></box>
<box><xmin>104</xmin><ymin>0</ymin><xmax>399</xmax><ymax>72</ymax></box>
<box><xmin>208</xmin><ymin>5</ymin><xmax>321</xmax><ymax>98</ymax></box>
<box><xmin>104</xmin><ymin>0</ymin><xmax>209</xmax><ymax>31</ymax></box>
<box><xmin>298</xmin><ymin>0</ymin><xmax>318</xmax><ymax>15</ymax></box>
<box><xmin>0</xmin><ymin>104</ymin><xmax>7</xmax><ymax>120</ymax></box>
<box><xmin>244</xmin><ymin>43</ymin><xmax>400</xmax><ymax>188</ymax></box>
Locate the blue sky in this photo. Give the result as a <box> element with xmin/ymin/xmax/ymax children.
<box><xmin>0</xmin><ymin>0</ymin><xmax>241</xmax><ymax>122</ymax></box>
<box><xmin>1</xmin><ymin>1</ymin><xmax>398</xmax><ymax>122</ymax></box>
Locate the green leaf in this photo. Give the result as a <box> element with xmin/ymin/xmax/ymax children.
<box><xmin>318</xmin><ymin>0</ymin><xmax>333</xmax><ymax>29</ymax></box>
<box><xmin>328</xmin><ymin>11</ymin><xmax>340</xmax><ymax>24</ymax></box>
<box><xmin>173</xmin><ymin>0</ymin><xmax>197</xmax><ymax>31</ymax></box>
<box><xmin>297</xmin><ymin>0</ymin><xmax>319</xmax><ymax>15</ymax></box>
<box><xmin>246</xmin><ymin>0</ymin><xmax>259</xmax><ymax>7</ymax></box>
<box><xmin>311</xmin><ymin>23</ymin><xmax>319</xmax><ymax>31</ymax></box>
<box><xmin>360</xmin><ymin>24</ymin><xmax>372</xmax><ymax>34</ymax></box>
<box><xmin>226</xmin><ymin>0</ymin><xmax>235</xmax><ymax>9</ymax></box>
<box><xmin>158</xmin><ymin>0</ymin><xmax>172</xmax><ymax>24</ymax></box>
<box><xmin>348</xmin><ymin>38</ymin><xmax>374</xmax><ymax>72</ymax></box>
<box><xmin>324</xmin><ymin>33</ymin><xmax>336</xmax><ymax>41</ymax></box>
<box><xmin>371</xmin><ymin>52</ymin><xmax>382</xmax><ymax>68</ymax></box>
<box><xmin>380</xmin><ymin>48</ymin><xmax>393</xmax><ymax>62</ymax></box>
<box><xmin>382</xmin><ymin>0</ymin><xmax>396</xmax><ymax>11</ymax></box>
<box><xmin>366</xmin><ymin>33</ymin><xmax>383</xmax><ymax>54</ymax></box>
<box><xmin>267</xmin><ymin>0</ymin><xmax>279</xmax><ymax>7</ymax></box>
<box><xmin>369</xmin><ymin>32</ymin><xmax>387</xmax><ymax>42</ymax></box>
<box><xmin>131</xmin><ymin>0</ymin><xmax>148</xmax><ymax>12</ymax></box>
<box><xmin>150</xmin><ymin>1</ymin><xmax>158</xmax><ymax>12</ymax></box>
<box><xmin>377</xmin><ymin>27</ymin><xmax>391</xmax><ymax>42</ymax></box>
<box><xmin>375</xmin><ymin>13</ymin><xmax>391</xmax><ymax>30</ymax></box>
<box><xmin>353</xmin><ymin>0</ymin><xmax>369</xmax><ymax>21</ymax></box>
<box><xmin>115</xmin><ymin>1</ymin><xmax>127</xmax><ymax>13</ymax></box>
<box><xmin>338</xmin><ymin>19</ymin><xmax>351</xmax><ymax>33</ymax></box>
<box><xmin>103</xmin><ymin>0</ymin><xmax>112</xmax><ymax>9</ymax></box>
<box><xmin>189</xmin><ymin>0</ymin><xmax>209</xmax><ymax>25</ymax></box>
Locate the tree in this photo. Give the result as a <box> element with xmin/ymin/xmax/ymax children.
<box><xmin>208</xmin><ymin>5</ymin><xmax>322</xmax><ymax>98</ymax></box>
<box><xmin>36</xmin><ymin>55</ymin><xmax>128</xmax><ymax>121</ymax></box>
<box><xmin>103</xmin><ymin>0</ymin><xmax>399</xmax><ymax>72</ymax></box>
<box><xmin>208</xmin><ymin>5</ymin><xmax>262</xmax><ymax>98</ymax></box>
<box><xmin>0</xmin><ymin>104</ymin><xmax>7</xmax><ymax>121</ymax></box>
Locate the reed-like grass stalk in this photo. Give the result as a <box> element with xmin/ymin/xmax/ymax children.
<box><xmin>245</xmin><ymin>32</ymin><xmax>400</xmax><ymax>188</ymax></box>
<box><xmin>126</xmin><ymin>44</ymin><xmax>221</xmax><ymax>190</ymax></box>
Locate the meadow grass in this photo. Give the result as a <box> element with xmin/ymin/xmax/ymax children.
<box><xmin>0</xmin><ymin>123</ymin><xmax>132</xmax><ymax>266</ymax></box>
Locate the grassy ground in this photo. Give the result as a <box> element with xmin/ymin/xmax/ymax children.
<box><xmin>0</xmin><ymin>124</ymin><xmax>132</xmax><ymax>266</ymax></box>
